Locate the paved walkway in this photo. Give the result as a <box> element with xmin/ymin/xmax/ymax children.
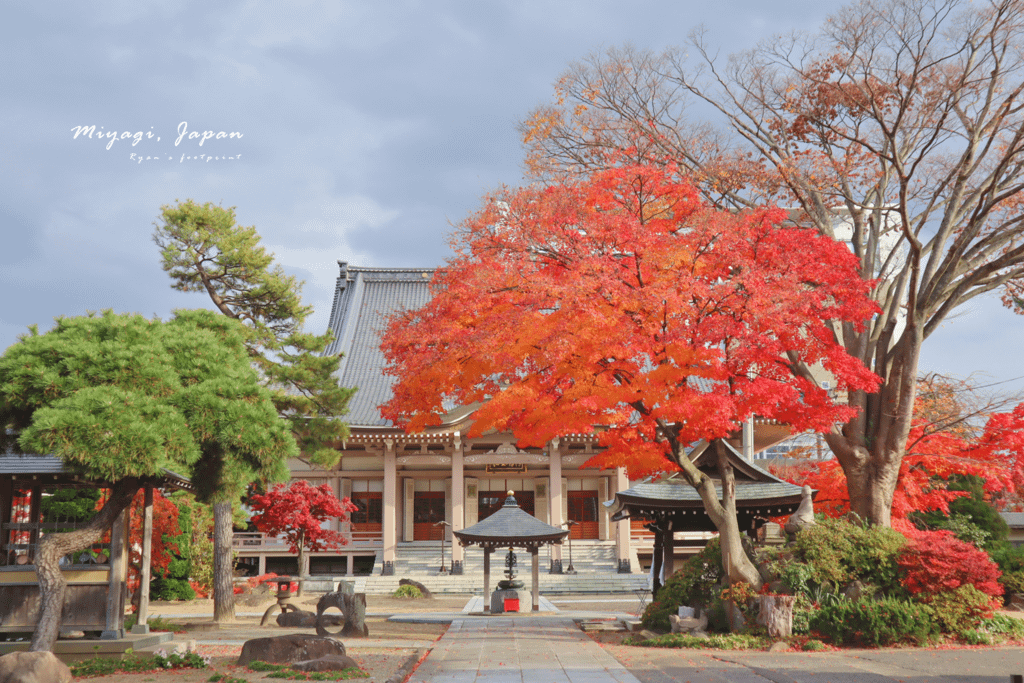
<box><xmin>409</xmin><ymin>616</ymin><xmax>640</xmax><ymax>683</ymax></box>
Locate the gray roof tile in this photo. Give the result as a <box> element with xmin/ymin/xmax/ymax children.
<box><xmin>323</xmin><ymin>263</ymin><xmax>434</xmax><ymax>427</ymax></box>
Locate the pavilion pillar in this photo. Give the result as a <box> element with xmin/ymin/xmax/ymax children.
<box><xmin>382</xmin><ymin>440</ymin><xmax>397</xmax><ymax>576</ymax></box>
<box><xmin>548</xmin><ymin>439</ymin><xmax>563</xmax><ymax>573</ymax></box>
<box><xmin>132</xmin><ymin>485</ymin><xmax>154</xmax><ymax>634</ymax></box>
<box><xmin>482</xmin><ymin>547</ymin><xmax>491</xmax><ymax>612</ymax></box>
<box><xmin>102</xmin><ymin>508</ymin><xmax>129</xmax><ymax>639</ymax></box>
<box><xmin>614</xmin><ymin>467</ymin><xmax>631</xmax><ymax>573</ymax></box>
<box><xmin>651</xmin><ymin>526</ymin><xmax>664</xmax><ymax>596</ymax></box>
<box><xmin>531</xmin><ymin>546</ymin><xmax>539</xmax><ymax>612</ymax></box>
<box><xmin>662</xmin><ymin>520</ymin><xmax>676</xmax><ymax>583</ymax></box>
<box><xmin>451</xmin><ymin>434</ymin><xmax>464</xmax><ymax>574</ymax></box>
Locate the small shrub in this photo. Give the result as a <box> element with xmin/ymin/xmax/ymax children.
<box><xmin>983</xmin><ymin>614</ymin><xmax>1024</xmax><ymax>638</ymax></box>
<box><xmin>898</xmin><ymin>528</ymin><xmax>1003</xmax><ymax>600</ymax></box>
<box><xmin>790</xmin><ymin>593</ymin><xmax>815</xmax><ymax>635</ymax></box>
<box><xmin>248</xmin><ymin>660</ymin><xmax>285</xmax><ymax>671</ymax></box>
<box><xmin>802</xmin><ymin>638</ymin><xmax>827</xmax><ymax>651</ymax></box>
<box><xmin>634</xmin><ymin>632</ymin><xmax>766</xmax><ymax>650</ymax></box>
<box><xmin>792</xmin><ymin>517</ymin><xmax>906</xmax><ymax>591</ymax></box>
<box><xmin>920</xmin><ymin>584</ymin><xmax>998</xmax><ymax>634</ymax></box>
<box><xmin>392</xmin><ymin>584</ymin><xmax>423</xmax><ymax>599</ymax></box>
<box><xmin>959</xmin><ymin>628</ymin><xmax>994</xmax><ymax>646</ymax></box>
<box><xmin>641</xmin><ymin>538</ymin><xmax>724</xmax><ymax>631</ymax></box>
<box><xmin>809</xmin><ymin>597</ymin><xmax>935</xmax><ymax>647</ymax></box>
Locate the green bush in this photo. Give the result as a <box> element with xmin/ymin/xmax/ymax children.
<box><xmin>802</xmin><ymin>639</ymin><xmax>827</xmax><ymax>651</ymax></box>
<box><xmin>151</xmin><ymin>577</ymin><xmax>196</xmax><ymax>601</ymax></box>
<box><xmin>632</xmin><ymin>632</ymin><xmax>766</xmax><ymax>650</ymax></box>
<box><xmin>791</xmin><ymin>517</ymin><xmax>906</xmax><ymax>592</ymax></box>
<box><xmin>922</xmin><ymin>584</ymin><xmax>997</xmax><ymax>634</ymax></box>
<box><xmin>641</xmin><ymin>538</ymin><xmax>724</xmax><ymax>631</ymax></box>
<box><xmin>391</xmin><ymin>585</ymin><xmax>423</xmax><ymax>599</ymax></box>
<box><xmin>983</xmin><ymin>613</ymin><xmax>1024</xmax><ymax>638</ymax></box>
<box><xmin>809</xmin><ymin>597</ymin><xmax>935</xmax><ymax>646</ymax></box>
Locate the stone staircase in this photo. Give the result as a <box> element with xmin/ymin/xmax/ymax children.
<box><xmin>346</xmin><ymin>541</ymin><xmax>648</xmax><ymax>595</ymax></box>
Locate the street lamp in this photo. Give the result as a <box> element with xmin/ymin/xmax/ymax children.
<box><xmin>562</xmin><ymin>520</ymin><xmax>578</xmax><ymax>574</ymax></box>
<box><xmin>434</xmin><ymin>520</ymin><xmax>452</xmax><ymax>574</ymax></box>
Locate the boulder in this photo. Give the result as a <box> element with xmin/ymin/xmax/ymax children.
<box><xmin>291</xmin><ymin>654</ymin><xmax>363</xmax><ymax>672</ymax></box>
<box><xmin>669</xmin><ymin>612</ymin><xmax>708</xmax><ymax>635</ymax></box>
<box><xmin>398</xmin><ymin>578</ymin><xmax>433</xmax><ymax>599</ymax></box>
<box><xmin>768</xmin><ymin>640</ymin><xmax>791</xmax><ymax>652</ymax></box>
<box><xmin>784</xmin><ymin>485</ymin><xmax>816</xmax><ymax>540</ymax></box>
<box><xmin>277</xmin><ymin>610</ymin><xmax>345</xmax><ymax>628</ymax></box>
<box><xmin>0</xmin><ymin>651</ymin><xmax>72</xmax><ymax>683</ymax></box>
<box><xmin>237</xmin><ymin>634</ymin><xmax>346</xmax><ymax>666</ymax></box>
<box><xmin>316</xmin><ymin>591</ymin><xmax>369</xmax><ymax>638</ymax></box>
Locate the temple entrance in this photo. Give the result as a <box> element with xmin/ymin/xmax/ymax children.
<box><xmin>567</xmin><ymin>491</ymin><xmax>599</xmax><ymax>539</ymax></box>
<box><xmin>350</xmin><ymin>491</ymin><xmax>382</xmax><ymax>535</ymax></box>
<box><xmin>413</xmin><ymin>491</ymin><xmax>445</xmax><ymax>540</ymax></box>
<box><xmin>479</xmin><ymin>491</ymin><xmax>534</xmax><ymax>521</ymax></box>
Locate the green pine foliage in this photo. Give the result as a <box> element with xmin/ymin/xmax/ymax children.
<box><xmin>154</xmin><ymin>200</ymin><xmax>353</xmax><ymax>467</ymax></box>
<box><xmin>0</xmin><ymin>310</ymin><xmax>297</xmax><ymax>501</ymax></box>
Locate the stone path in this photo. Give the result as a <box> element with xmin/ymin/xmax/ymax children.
<box><xmin>409</xmin><ymin>616</ymin><xmax>640</xmax><ymax>683</ymax></box>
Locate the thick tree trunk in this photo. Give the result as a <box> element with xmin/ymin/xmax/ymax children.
<box><xmin>758</xmin><ymin>595</ymin><xmax>796</xmax><ymax>639</ymax></box>
<box><xmin>29</xmin><ymin>478</ymin><xmax>141</xmax><ymax>652</ymax></box>
<box><xmin>212</xmin><ymin>501</ymin><xmax>235</xmax><ymax>622</ymax></box>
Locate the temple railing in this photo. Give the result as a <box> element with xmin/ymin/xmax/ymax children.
<box><xmin>231</xmin><ymin>531</ymin><xmax>383</xmax><ymax>551</ymax></box>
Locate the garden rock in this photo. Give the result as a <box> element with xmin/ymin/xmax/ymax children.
<box><xmin>237</xmin><ymin>634</ymin><xmax>346</xmax><ymax>666</ymax></box>
<box><xmin>0</xmin><ymin>651</ymin><xmax>72</xmax><ymax>683</ymax></box>
<box><xmin>291</xmin><ymin>654</ymin><xmax>362</xmax><ymax>672</ymax></box>
<box><xmin>316</xmin><ymin>590</ymin><xmax>369</xmax><ymax>638</ymax></box>
<box><xmin>669</xmin><ymin>612</ymin><xmax>708</xmax><ymax>635</ymax></box>
<box><xmin>785</xmin><ymin>485</ymin><xmax>816</xmax><ymax>540</ymax></box>
<box><xmin>843</xmin><ymin>580</ymin><xmax>866</xmax><ymax>600</ymax></box>
<box><xmin>769</xmin><ymin>641</ymin><xmax>790</xmax><ymax>652</ymax></box>
<box><xmin>399</xmin><ymin>578</ymin><xmax>433</xmax><ymax>599</ymax></box>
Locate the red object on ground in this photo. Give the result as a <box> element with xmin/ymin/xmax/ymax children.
<box><xmin>504</xmin><ymin>598</ymin><xmax>519</xmax><ymax>612</ymax></box>
<box><xmin>290</xmin><ymin>581</ymin><xmax>298</xmax><ymax>593</ymax></box>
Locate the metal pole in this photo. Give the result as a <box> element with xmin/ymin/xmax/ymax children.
<box><xmin>434</xmin><ymin>520</ymin><xmax>451</xmax><ymax>573</ymax></box>
<box><xmin>563</xmin><ymin>521</ymin><xmax>578</xmax><ymax>574</ymax></box>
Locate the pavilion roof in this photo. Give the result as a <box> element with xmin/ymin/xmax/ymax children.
<box><xmin>454</xmin><ymin>492</ymin><xmax>568</xmax><ymax>549</ymax></box>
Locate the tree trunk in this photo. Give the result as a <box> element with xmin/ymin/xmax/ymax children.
<box><xmin>757</xmin><ymin>595</ymin><xmax>796</xmax><ymax>639</ymax></box>
<box><xmin>29</xmin><ymin>478</ymin><xmax>141</xmax><ymax>652</ymax></box>
<box><xmin>667</xmin><ymin>435</ymin><xmax>762</xmax><ymax>591</ymax></box>
<box><xmin>296</xmin><ymin>530</ymin><xmax>306</xmax><ymax>597</ymax></box>
<box><xmin>212</xmin><ymin>501</ymin><xmax>235</xmax><ymax>622</ymax></box>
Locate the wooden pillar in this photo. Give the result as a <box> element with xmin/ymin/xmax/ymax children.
<box><xmin>451</xmin><ymin>434</ymin><xmax>464</xmax><ymax>574</ymax></box>
<box><xmin>663</xmin><ymin>520</ymin><xmax>675</xmax><ymax>583</ymax></box>
<box><xmin>258</xmin><ymin>554</ymin><xmax>266</xmax><ymax>576</ymax></box>
<box><xmin>0</xmin><ymin>476</ymin><xmax>12</xmax><ymax>563</ymax></box>
<box><xmin>531</xmin><ymin>546</ymin><xmax>540</xmax><ymax>612</ymax></box>
<box><xmin>482</xmin><ymin>547</ymin><xmax>491</xmax><ymax>613</ymax></box>
<box><xmin>651</xmin><ymin>526</ymin><xmax>664</xmax><ymax>596</ymax></box>
<box><xmin>382</xmin><ymin>440</ymin><xmax>397</xmax><ymax>575</ymax></box>
<box><xmin>27</xmin><ymin>484</ymin><xmax>42</xmax><ymax>561</ymax></box>
<box><xmin>102</xmin><ymin>508</ymin><xmax>129</xmax><ymax>639</ymax></box>
<box><xmin>548</xmin><ymin>439</ymin><xmax>563</xmax><ymax>571</ymax></box>
<box><xmin>132</xmin><ymin>485</ymin><xmax>154</xmax><ymax>634</ymax></box>
<box><xmin>347</xmin><ymin>554</ymin><xmax>354</xmax><ymax>576</ymax></box>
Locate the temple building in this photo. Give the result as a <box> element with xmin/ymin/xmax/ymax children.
<box><xmin>233</xmin><ymin>263</ymin><xmax>795</xmax><ymax>582</ymax></box>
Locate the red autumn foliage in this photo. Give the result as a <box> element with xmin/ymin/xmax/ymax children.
<box><xmin>381</xmin><ymin>163</ymin><xmax>880</xmax><ymax>479</ymax></box>
<box><xmin>773</xmin><ymin>402</ymin><xmax>1024</xmax><ymax>527</ymax></box>
<box><xmin>99</xmin><ymin>488</ymin><xmax>183</xmax><ymax>598</ymax></box>
<box><xmin>248</xmin><ymin>480</ymin><xmax>357</xmax><ymax>555</ymax></box>
<box><xmin>897</xmin><ymin>527</ymin><xmax>1003</xmax><ymax>601</ymax></box>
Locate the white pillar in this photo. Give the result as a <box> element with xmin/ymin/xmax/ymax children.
<box><xmin>382</xmin><ymin>439</ymin><xmax>397</xmax><ymax>575</ymax></box>
<box><xmin>615</xmin><ymin>467</ymin><xmax>631</xmax><ymax>573</ymax></box>
<box><xmin>451</xmin><ymin>434</ymin><xmax>465</xmax><ymax>573</ymax></box>
<box><xmin>549</xmin><ymin>439</ymin><xmax>563</xmax><ymax>570</ymax></box>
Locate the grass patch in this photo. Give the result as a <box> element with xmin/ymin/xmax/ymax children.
<box><xmin>627</xmin><ymin>632</ymin><xmax>768</xmax><ymax>650</ymax></box>
<box><xmin>247</xmin><ymin>661</ymin><xmax>369</xmax><ymax>680</ymax></box>
<box><xmin>71</xmin><ymin>648</ymin><xmax>209</xmax><ymax>676</ymax></box>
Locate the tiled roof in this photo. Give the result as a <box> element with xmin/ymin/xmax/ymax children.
<box><xmin>323</xmin><ymin>263</ymin><xmax>435</xmax><ymax>427</ymax></box>
<box><xmin>0</xmin><ymin>453</ymin><xmax>66</xmax><ymax>474</ymax></box>
<box><xmin>1001</xmin><ymin>512</ymin><xmax>1024</xmax><ymax>529</ymax></box>
<box><xmin>455</xmin><ymin>493</ymin><xmax>568</xmax><ymax>547</ymax></box>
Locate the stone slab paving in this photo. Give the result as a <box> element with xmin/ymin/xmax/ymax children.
<box><xmin>408</xmin><ymin>616</ymin><xmax>641</xmax><ymax>683</ymax></box>
<box><xmin>618</xmin><ymin>646</ymin><xmax>1024</xmax><ymax>683</ymax></box>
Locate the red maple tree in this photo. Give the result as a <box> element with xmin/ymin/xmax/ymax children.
<box><xmin>248</xmin><ymin>480</ymin><xmax>357</xmax><ymax>577</ymax></box>
<box><xmin>381</xmin><ymin>163</ymin><xmax>880</xmax><ymax>588</ymax></box>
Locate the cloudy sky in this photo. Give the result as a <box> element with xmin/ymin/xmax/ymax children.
<box><xmin>2</xmin><ymin>1</ymin><xmax>1022</xmax><ymax>394</ymax></box>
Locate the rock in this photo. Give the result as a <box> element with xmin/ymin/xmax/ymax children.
<box><xmin>291</xmin><ymin>654</ymin><xmax>362</xmax><ymax>672</ymax></box>
<box><xmin>398</xmin><ymin>578</ymin><xmax>433</xmax><ymax>599</ymax></box>
<box><xmin>688</xmin><ymin>630</ymin><xmax>710</xmax><ymax>639</ymax></box>
<box><xmin>843</xmin><ymin>580</ymin><xmax>866</xmax><ymax>601</ymax></box>
<box><xmin>237</xmin><ymin>634</ymin><xmax>346</xmax><ymax>666</ymax></box>
<box><xmin>669</xmin><ymin>612</ymin><xmax>708</xmax><ymax>634</ymax></box>
<box><xmin>785</xmin><ymin>485</ymin><xmax>816</xmax><ymax>540</ymax></box>
<box><xmin>621</xmin><ymin>620</ymin><xmax>642</xmax><ymax>632</ymax></box>
<box><xmin>639</xmin><ymin>629</ymin><xmax>662</xmax><ymax>641</ymax></box>
<box><xmin>768</xmin><ymin>640</ymin><xmax>790</xmax><ymax>652</ymax></box>
<box><xmin>276</xmin><ymin>611</ymin><xmax>344</xmax><ymax>628</ymax></box>
<box><xmin>0</xmin><ymin>651</ymin><xmax>72</xmax><ymax>683</ymax></box>
<box><xmin>767</xmin><ymin>580</ymin><xmax>789</xmax><ymax>595</ymax></box>
<box><xmin>316</xmin><ymin>591</ymin><xmax>369</xmax><ymax>638</ymax></box>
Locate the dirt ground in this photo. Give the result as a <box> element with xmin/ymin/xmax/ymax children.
<box><xmin>70</xmin><ymin>594</ymin><xmax>463</xmax><ymax>682</ymax></box>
